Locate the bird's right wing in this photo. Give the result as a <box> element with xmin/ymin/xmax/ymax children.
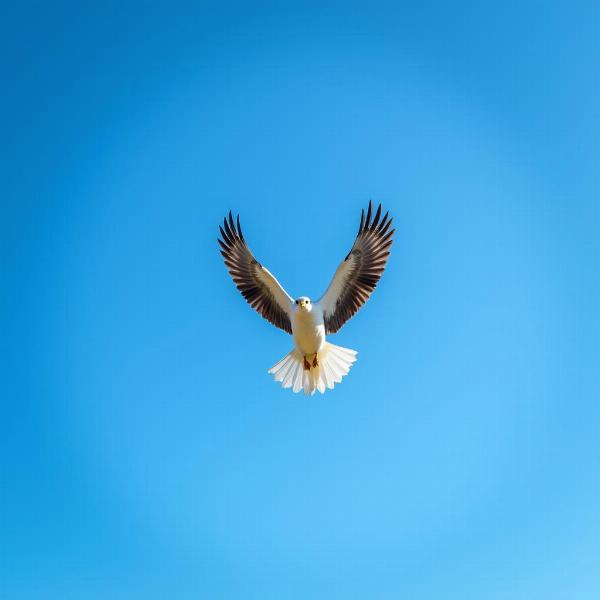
<box><xmin>218</xmin><ymin>211</ymin><xmax>294</xmax><ymax>334</ymax></box>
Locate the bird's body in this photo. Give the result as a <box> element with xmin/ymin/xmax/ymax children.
<box><xmin>218</xmin><ymin>201</ymin><xmax>394</xmax><ymax>395</ymax></box>
<box><xmin>292</xmin><ymin>299</ymin><xmax>325</xmax><ymax>356</ymax></box>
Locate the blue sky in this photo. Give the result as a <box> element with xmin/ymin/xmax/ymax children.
<box><xmin>2</xmin><ymin>2</ymin><xmax>599</xmax><ymax>598</ymax></box>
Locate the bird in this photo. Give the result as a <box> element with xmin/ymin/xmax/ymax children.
<box><xmin>218</xmin><ymin>200</ymin><xmax>395</xmax><ymax>395</ymax></box>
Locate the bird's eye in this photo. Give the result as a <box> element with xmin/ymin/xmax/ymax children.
<box><xmin>295</xmin><ymin>300</ymin><xmax>299</xmax><ymax>304</ymax></box>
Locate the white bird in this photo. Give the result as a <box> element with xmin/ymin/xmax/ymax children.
<box><xmin>218</xmin><ymin>201</ymin><xmax>395</xmax><ymax>395</ymax></box>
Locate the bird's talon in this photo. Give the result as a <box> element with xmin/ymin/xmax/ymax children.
<box><xmin>303</xmin><ymin>357</ymin><xmax>311</xmax><ymax>370</ymax></box>
<box><xmin>312</xmin><ymin>354</ymin><xmax>319</xmax><ymax>368</ymax></box>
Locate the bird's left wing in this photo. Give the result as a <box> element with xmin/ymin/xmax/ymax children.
<box><xmin>317</xmin><ymin>201</ymin><xmax>395</xmax><ymax>334</ymax></box>
<box><xmin>218</xmin><ymin>211</ymin><xmax>294</xmax><ymax>334</ymax></box>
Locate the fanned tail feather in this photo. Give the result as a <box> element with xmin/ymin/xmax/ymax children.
<box><xmin>268</xmin><ymin>342</ymin><xmax>357</xmax><ymax>396</ymax></box>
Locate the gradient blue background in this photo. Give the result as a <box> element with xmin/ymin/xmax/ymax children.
<box><xmin>2</xmin><ymin>2</ymin><xmax>599</xmax><ymax>598</ymax></box>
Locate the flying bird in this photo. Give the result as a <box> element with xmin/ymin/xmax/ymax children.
<box><xmin>218</xmin><ymin>201</ymin><xmax>395</xmax><ymax>395</ymax></box>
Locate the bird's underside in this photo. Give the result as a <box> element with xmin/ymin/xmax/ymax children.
<box><xmin>218</xmin><ymin>200</ymin><xmax>395</xmax><ymax>394</ymax></box>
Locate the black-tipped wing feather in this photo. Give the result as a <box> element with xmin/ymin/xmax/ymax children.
<box><xmin>317</xmin><ymin>201</ymin><xmax>394</xmax><ymax>334</ymax></box>
<box><xmin>218</xmin><ymin>212</ymin><xmax>293</xmax><ymax>334</ymax></box>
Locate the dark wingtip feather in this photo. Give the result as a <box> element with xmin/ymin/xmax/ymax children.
<box><xmin>365</xmin><ymin>200</ymin><xmax>373</xmax><ymax>228</ymax></box>
<box><xmin>372</xmin><ymin>203</ymin><xmax>382</xmax><ymax>229</ymax></box>
<box><xmin>228</xmin><ymin>211</ymin><xmax>236</xmax><ymax>239</ymax></box>
<box><xmin>377</xmin><ymin>211</ymin><xmax>389</xmax><ymax>231</ymax></box>
<box><xmin>219</xmin><ymin>223</ymin><xmax>232</xmax><ymax>245</ymax></box>
<box><xmin>379</xmin><ymin>216</ymin><xmax>393</xmax><ymax>236</ymax></box>
<box><xmin>223</xmin><ymin>216</ymin><xmax>234</xmax><ymax>241</ymax></box>
<box><xmin>382</xmin><ymin>228</ymin><xmax>395</xmax><ymax>244</ymax></box>
<box><xmin>236</xmin><ymin>214</ymin><xmax>244</xmax><ymax>242</ymax></box>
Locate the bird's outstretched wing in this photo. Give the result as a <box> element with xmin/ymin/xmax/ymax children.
<box><xmin>218</xmin><ymin>211</ymin><xmax>294</xmax><ymax>334</ymax></box>
<box><xmin>317</xmin><ymin>201</ymin><xmax>395</xmax><ymax>334</ymax></box>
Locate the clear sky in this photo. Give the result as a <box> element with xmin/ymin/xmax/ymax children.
<box><xmin>2</xmin><ymin>2</ymin><xmax>599</xmax><ymax>599</ymax></box>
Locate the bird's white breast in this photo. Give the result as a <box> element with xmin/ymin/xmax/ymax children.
<box><xmin>292</xmin><ymin>307</ymin><xmax>326</xmax><ymax>355</ymax></box>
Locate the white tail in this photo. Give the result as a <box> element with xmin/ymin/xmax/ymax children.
<box><xmin>268</xmin><ymin>342</ymin><xmax>357</xmax><ymax>396</ymax></box>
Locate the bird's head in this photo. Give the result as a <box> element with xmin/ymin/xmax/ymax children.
<box><xmin>295</xmin><ymin>296</ymin><xmax>312</xmax><ymax>311</ymax></box>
